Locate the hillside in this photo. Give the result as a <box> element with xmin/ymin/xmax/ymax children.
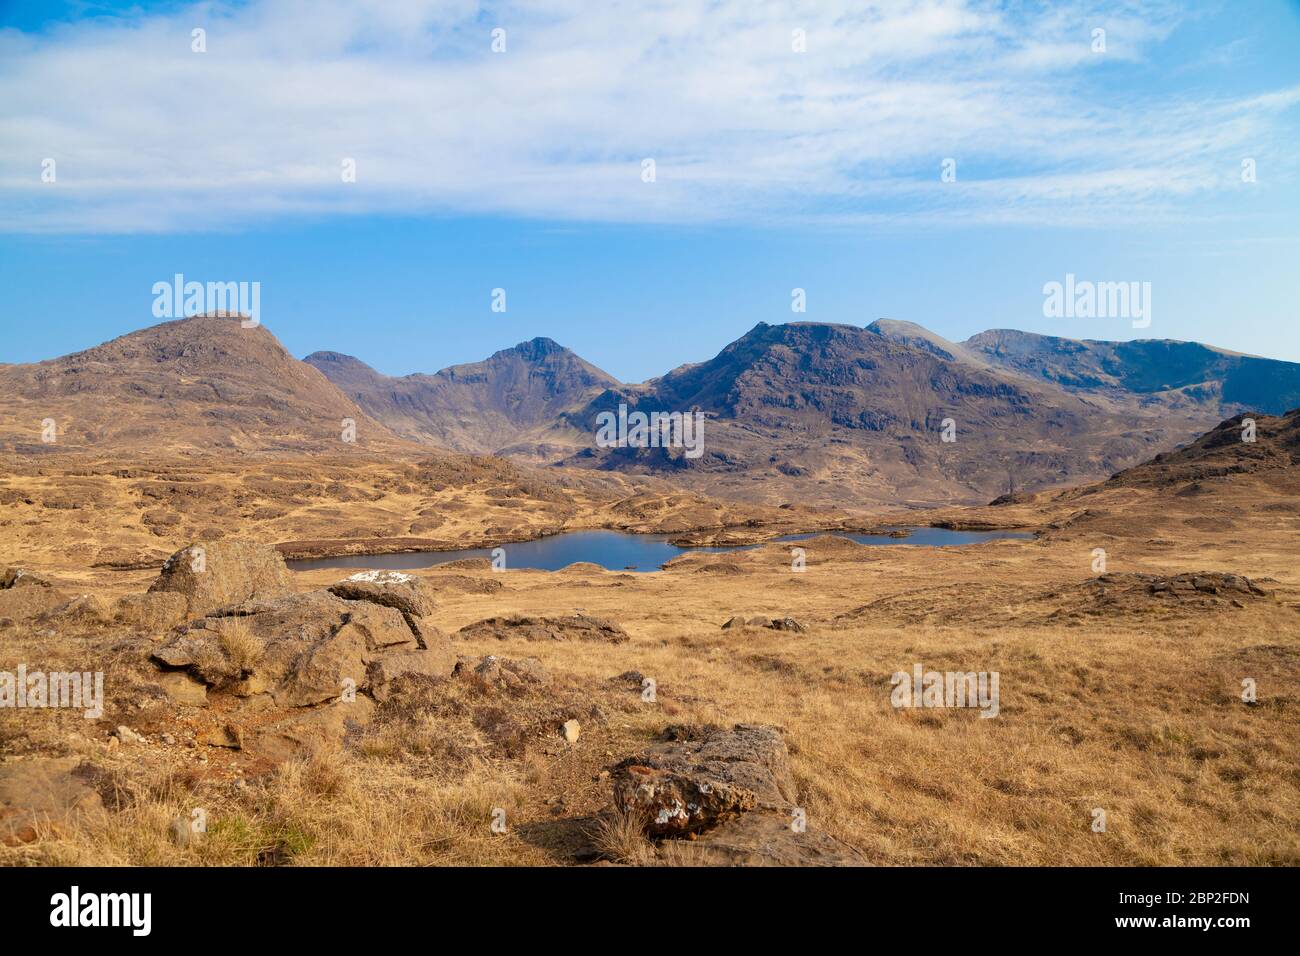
<box><xmin>964</xmin><ymin>329</ymin><xmax>1300</xmax><ymax>414</ymax></box>
<box><xmin>0</xmin><ymin>316</ymin><xmax>412</xmax><ymax>455</ymax></box>
<box><xmin>305</xmin><ymin>337</ymin><xmax>618</xmax><ymax>457</ymax></box>
<box><xmin>556</xmin><ymin>322</ymin><xmax>1187</xmax><ymax>506</ymax></box>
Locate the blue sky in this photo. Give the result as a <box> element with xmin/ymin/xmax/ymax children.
<box><xmin>2</xmin><ymin>0</ymin><xmax>1298</xmax><ymax>382</ymax></box>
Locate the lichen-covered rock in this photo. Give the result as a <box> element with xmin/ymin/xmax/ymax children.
<box><xmin>148</xmin><ymin>539</ymin><xmax>293</xmax><ymax>617</ymax></box>
<box><xmin>327</xmin><ymin>570</ymin><xmax>438</xmax><ymax>618</ymax></box>
<box><xmin>611</xmin><ymin>724</ymin><xmax>797</xmax><ymax>836</ymax></box>
<box><xmin>457</xmin><ymin>613</ymin><xmax>628</xmax><ymax>643</ymax></box>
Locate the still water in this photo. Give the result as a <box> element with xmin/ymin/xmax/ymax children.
<box><xmin>288</xmin><ymin>527</ymin><xmax>1033</xmax><ymax>574</ymax></box>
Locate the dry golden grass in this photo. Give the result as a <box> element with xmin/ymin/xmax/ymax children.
<box><xmin>2</xmin><ymin>470</ymin><xmax>1297</xmax><ymax>867</ymax></box>
<box><xmin>590</xmin><ymin>805</ymin><xmax>655</xmax><ymax>864</ymax></box>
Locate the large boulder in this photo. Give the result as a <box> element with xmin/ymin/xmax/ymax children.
<box><xmin>609</xmin><ymin>723</ymin><xmax>867</xmax><ymax>865</ymax></box>
<box><xmin>611</xmin><ymin>724</ymin><xmax>797</xmax><ymax>836</ymax></box>
<box><xmin>327</xmin><ymin>570</ymin><xmax>438</xmax><ymax>617</ymax></box>
<box><xmin>457</xmin><ymin>613</ymin><xmax>629</xmax><ymax>643</ymax></box>
<box><xmin>0</xmin><ymin>566</ymin><xmax>69</xmax><ymax>621</ymax></box>
<box><xmin>0</xmin><ymin>757</ymin><xmax>106</xmax><ymax>846</ymax></box>
<box><xmin>148</xmin><ymin>540</ymin><xmax>293</xmax><ymax>617</ymax></box>
<box><xmin>152</xmin><ymin>588</ymin><xmax>456</xmax><ymax>709</ymax></box>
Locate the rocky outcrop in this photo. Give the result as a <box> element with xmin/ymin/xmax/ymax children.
<box><xmin>148</xmin><ymin>539</ymin><xmax>294</xmax><ymax>617</ymax></box>
<box><xmin>611</xmin><ymin>724</ymin><xmax>797</xmax><ymax>835</ymax></box>
<box><xmin>722</xmin><ymin>615</ymin><xmax>807</xmax><ymax>633</ymax></box>
<box><xmin>457</xmin><ymin>613</ymin><xmax>629</xmax><ymax>643</ymax></box>
<box><xmin>153</xmin><ymin>589</ymin><xmax>453</xmax><ymax>707</ymax></box>
<box><xmin>149</xmin><ymin>573</ymin><xmax>457</xmax><ymax>759</ymax></box>
<box><xmin>609</xmin><ymin>723</ymin><xmax>866</xmax><ymax>865</ymax></box>
<box><xmin>0</xmin><ymin>757</ymin><xmax>106</xmax><ymax>846</ymax></box>
<box><xmin>327</xmin><ymin>570</ymin><xmax>438</xmax><ymax>617</ymax></box>
<box><xmin>0</xmin><ymin>566</ymin><xmax>68</xmax><ymax>621</ymax></box>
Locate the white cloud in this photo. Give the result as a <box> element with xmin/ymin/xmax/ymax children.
<box><xmin>0</xmin><ymin>0</ymin><xmax>1296</xmax><ymax>233</ymax></box>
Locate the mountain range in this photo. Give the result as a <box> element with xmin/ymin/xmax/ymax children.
<box><xmin>5</xmin><ymin>314</ymin><xmax>1299</xmax><ymax>508</ymax></box>
<box><xmin>307</xmin><ymin>318</ymin><xmax>1300</xmax><ymax>506</ymax></box>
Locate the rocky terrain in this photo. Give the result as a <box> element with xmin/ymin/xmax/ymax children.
<box><xmin>0</xmin><ymin>407</ymin><xmax>1296</xmax><ymax>866</ymax></box>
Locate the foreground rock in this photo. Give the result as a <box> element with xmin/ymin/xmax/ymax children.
<box><xmin>327</xmin><ymin>570</ymin><xmax>438</xmax><ymax>617</ymax></box>
<box><xmin>612</xmin><ymin>724</ymin><xmax>795</xmax><ymax>835</ymax></box>
<box><xmin>0</xmin><ymin>566</ymin><xmax>69</xmax><ymax>621</ymax></box>
<box><xmin>722</xmin><ymin>616</ymin><xmax>807</xmax><ymax>633</ymax></box>
<box><xmin>457</xmin><ymin>613</ymin><xmax>629</xmax><ymax>643</ymax></box>
<box><xmin>609</xmin><ymin>724</ymin><xmax>865</xmax><ymax>865</ymax></box>
<box><xmin>148</xmin><ymin>539</ymin><xmax>294</xmax><ymax>617</ymax></box>
<box><xmin>0</xmin><ymin>757</ymin><xmax>105</xmax><ymax>846</ymax></box>
<box><xmin>149</xmin><ymin>576</ymin><xmax>457</xmax><ymax>759</ymax></box>
<box><xmin>153</xmin><ymin>589</ymin><xmax>454</xmax><ymax>707</ymax></box>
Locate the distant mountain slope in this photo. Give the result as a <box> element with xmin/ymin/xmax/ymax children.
<box><xmin>1098</xmin><ymin>407</ymin><xmax>1300</xmax><ymax>490</ymax></box>
<box><xmin>305</xmin><ymin>337</ymin><xmax>618</xmax><ymax>456</ymax></box>
<box><xmin>964</xmin><ymin>329</ymin><xmax>1300</xmax><ymax>414</ymax></box>
<box><xmin>556</xmin><ymin>321</ymin><xmax>1183</xmax><ymax>506</ymax></box>
<box><xmin>0</xmin><ymin>316</ymin><xmax>409</xmax><ymax>454</ymax></box>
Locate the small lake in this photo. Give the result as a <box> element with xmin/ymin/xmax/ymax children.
<box><xmin>287</xmin><ymin>527</ymin><xmax>1033</xmax><ymax>574</ymax></box>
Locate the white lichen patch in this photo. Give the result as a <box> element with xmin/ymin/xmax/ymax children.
<box><xmin>345</xmin><ymin>570</ymin><xmax>415</xmax><ymax>584</ymax></box>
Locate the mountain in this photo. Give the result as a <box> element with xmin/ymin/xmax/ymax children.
<box><xmin>0</xmin><ymin>315</ymin><xmax>410</xmax><ymax>455</ymax></box>
<box><xmin>555</xmin><ymin>321</ymin><xmax>1185</xmax><ymax>506</ymax></box>
<box><xmin>963</xmin><ymin>329</ymin><xmax>1300</xmax><ymax>414</ymax></box>
<box><xmin>305</xmin><ymin>337</ymin><xmax>619</xmax><ymax>457</ymax></box>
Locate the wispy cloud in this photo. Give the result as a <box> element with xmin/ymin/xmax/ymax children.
<box><xmin>0</xmin><ymin>0</ymin><xmax>1296</xmax><ymax>233</ymax></box>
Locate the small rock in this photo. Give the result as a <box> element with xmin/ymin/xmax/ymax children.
<box><xmin>160</xmin><ymin>732</ymin><xmax>176</xmax><ymax>745</ymax></box>
<box><xmin>114</xmin><ymin>725</ymin><xmax>144</xmax><ymax>745</ymax></box>
<box><xmin>561</xmin><ymin>719</ymin><xmax>581</xmax><ymax>744</ymax></box>
<box><xmin>198</xmin><ymin>724</ymin><xmax>243</xmax><ymax>749</ymax></box>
